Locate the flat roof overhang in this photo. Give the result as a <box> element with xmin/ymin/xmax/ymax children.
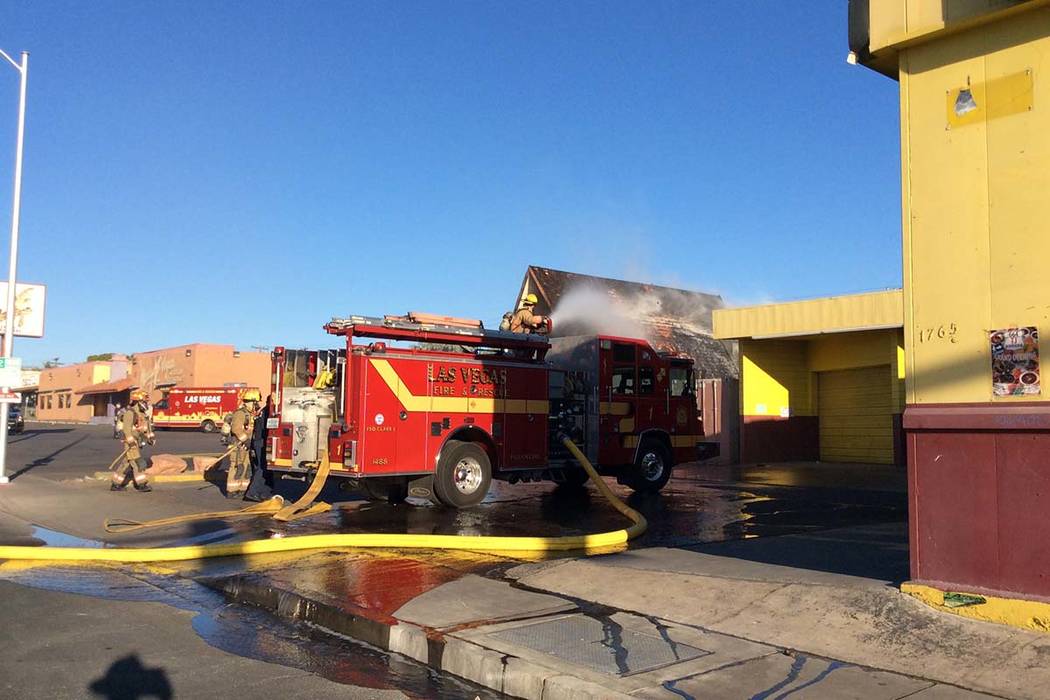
<box><xmin>852</xmin><ymin>0</ymin><xmax>1050</xmax><ymax>79</ymax></box>
<box><xmin>713</xmin><ymin>289</ymin><xmax>903</xmax><ymax>341</ymax></box>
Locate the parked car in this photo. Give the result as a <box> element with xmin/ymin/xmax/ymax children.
<box><xmin>8</xmin><ymin>405</ymin><xmax>24</xmax><ymax>434</ymax></box>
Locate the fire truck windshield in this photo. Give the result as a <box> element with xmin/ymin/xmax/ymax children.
<box><xmin>670</xmin><ymin>366</ymin><xmax>694</xmax><ymax>397</ymax></box>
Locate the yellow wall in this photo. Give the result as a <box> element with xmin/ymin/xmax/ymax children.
<box><xmin>899</xmin><ymin>7</ymin><xmax>1050</xmax><ymax>403</ymax></box>
<box><xmin>92</xmin><ymin>364</ymin><xmax>111</xmax><ymax>385</ymax></box>
<box><xmin>741</xmin><ymin>329</ymin><xmax>905</xmax><ymax>417</ymax></box>
<box><xmin>741</xmin><ymin>340</ymin><xmax>813</xmax><ymax>417</ymax></box>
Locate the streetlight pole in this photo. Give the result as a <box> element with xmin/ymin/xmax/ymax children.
<box><xmin>0</xmin><ymin>49</ymin><xmax>28</xmax><ymax>485</ymax></box>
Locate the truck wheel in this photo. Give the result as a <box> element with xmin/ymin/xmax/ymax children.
<box><xmin>200</xmin><ymin>420</ymin><xmax>216</xmax><ymax>433</ymax></box>
<box><xmin>628</xmin><ymin>440</ymin><xmax>672</xmax><ymax>494</ymax></box>
<box><xmin>434</xmin><ymin>440</ymin><xmax>491</xmax><ymax>508</ymax></box>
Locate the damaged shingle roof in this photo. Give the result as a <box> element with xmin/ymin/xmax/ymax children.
<box><xmin>519</xmin><ymin>266</ymin><xmax>738</xmax><ymax>379</ymax></box>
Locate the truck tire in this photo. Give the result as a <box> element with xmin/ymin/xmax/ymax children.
<box><xmin>433</xmin><ymin>440</ymin><xmax>491</xmax><ymax>508</ymax></box>
<box><xmin>628</xmin><ymin>440</ymin><xmax>673</xmax><ymax>494</ymax></box>
<box><xmin>200</xmin><ymin>420</ymin><xmax>216</xmax><ymax>433</ymax></box>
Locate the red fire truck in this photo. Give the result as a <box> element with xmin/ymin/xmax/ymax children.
<box><xmin>152</xmin><ymin>387</ymin><xmax>255</xmax><ymax>433</ymax></box>
<box><xmin>265</xmin><ymin>314</ymin><xmax>717</xmax><ymax>507</ymax></box>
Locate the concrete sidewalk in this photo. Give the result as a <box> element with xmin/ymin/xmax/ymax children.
<box><xmin>203</xmin><ymin>539</ymin><xmax>1032</xmax><ymax>700</ymax></box>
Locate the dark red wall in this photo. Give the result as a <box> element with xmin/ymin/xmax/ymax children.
<box><xmin>740</xmin><ymin>416</ymin><xmax>819</xmax><ymax>463</ymax></box>
<box><xmin>905</xmin><ymin>403</ymin><xmax>1050</xmax><ymax>600</ymax></box>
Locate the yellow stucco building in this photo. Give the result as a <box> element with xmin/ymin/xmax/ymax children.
<box><xmin>851</xmin><ymin>0</ymin><xmax>1050</xmax><ymax>600</ymax></box>
<box><xmin>714</xmin><ymin>290</ymin><xmax>905</xmax><ymax>465</ymax></box>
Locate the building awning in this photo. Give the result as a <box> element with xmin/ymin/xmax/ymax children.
<box><xmin>713</xmin><ymin>289</ymin><xmax>904</xmax><ymax>341</ymax></box>
<box><xmin>77</xmin><ymin>378</ymin><xmax>133</xmax><ymax>396</ymax></box>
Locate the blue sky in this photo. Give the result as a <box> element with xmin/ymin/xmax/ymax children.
<box><xmin>2</xmin><ymin>2</ymin><xmax>901</xmax><ymax>366</ymax></box>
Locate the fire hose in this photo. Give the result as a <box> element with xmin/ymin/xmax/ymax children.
<box><xmin>0</xmin><ymin>438</ymin><xmax>646</xmax><ymax>562</ymax></box>
<box><xmin>103</xmin><ymin>450</ymin><xmax>332</xmax><ymax>533</ymax></box>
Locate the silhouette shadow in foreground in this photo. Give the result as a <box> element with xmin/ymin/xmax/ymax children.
<box><xmin>88</xmin><ymin>654</ymin><xmax>172</xmax><ymax>700</ymax></box>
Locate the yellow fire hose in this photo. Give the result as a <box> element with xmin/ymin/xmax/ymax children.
<box><xmin>103</xmin><ymin>450</ymin><xmax>334</xmax><ymax>533</ymax></box>
<box><xmin>0</xmin><ymin>438</ymin><xmax>646</xmax><ymax>562</ymax></box>
<box><xmin>106</xmin><ymin>447</ymin><xmax>130</xmax><ymax>473</ymax></box>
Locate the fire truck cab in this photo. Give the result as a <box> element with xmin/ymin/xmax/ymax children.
<box><xmin>265</xmin><ymin>314</ymin><xmax>716</xmax><ymax>508</ymax></box>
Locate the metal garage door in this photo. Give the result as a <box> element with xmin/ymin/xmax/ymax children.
<box><xmin>818</xmin><ymin>365</ymin><xmax>894</xmax><ymax>464</ymax></box>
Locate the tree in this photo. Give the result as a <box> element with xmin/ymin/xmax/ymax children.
<box><xmin>86</xmin><ymin>353</ymin><xmax>114</xmax><ymax>362</ymax></box>
<box><xmin>43</xmin><ymin>357</ymin><xmax>61</xmax><ymax>368</ymax></box>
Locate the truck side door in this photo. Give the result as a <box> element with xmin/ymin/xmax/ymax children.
<box><xmin>599</xmin><ymin>341</ymin><xmax>638</xmax><ymax>466</ymax></box>
<box><xmin>634</xmin><ymin>348</ymin><xmax>666</xmax><ymax>438</ymax></box>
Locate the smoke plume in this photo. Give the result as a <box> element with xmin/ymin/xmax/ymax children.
<box><xmin>549</xmin><ymin>285</ymin><xmax>648</xmax><ymax>339</ymax></box>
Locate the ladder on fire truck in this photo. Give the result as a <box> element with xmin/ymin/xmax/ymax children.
<box><xmin>325</xmin><ymin>313</ymin><xmax>550</xmax><ymax>357</ymax></box>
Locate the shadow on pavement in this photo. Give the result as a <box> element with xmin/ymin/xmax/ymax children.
<box><xmin>9</xmin><ymin>435</ymin><xmax>89</xmax><ymax>480</ymax></box>
<box><xmin>682</xmin><ymin>521</ymin><xmax>910</xmax><ymax>583</ymax></box>
<box><xmin>88</xmin><ymin>653</ymin><xmax>173</xmax><ymax>700</ymax></box>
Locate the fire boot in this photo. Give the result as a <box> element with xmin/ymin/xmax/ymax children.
<box><xmin>110</xmin><ymin>467</ymin><xmax>131</xmax><ymax>492</ymax></box>
<box><xmin>132</xmin><ymin>458</ymin><xmax>152</xmax><ymax>492</ymax></box>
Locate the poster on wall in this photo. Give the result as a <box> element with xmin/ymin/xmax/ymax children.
<box><xmin>990</xmin><ymin>327</ymin><xmax>1040</xmax><ymax>396</ymax></box>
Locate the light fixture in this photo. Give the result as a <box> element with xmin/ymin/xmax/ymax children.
<box><xmin>954</xmin><ymin>88</ymin><xmax>977</xmax><ymax>117</ymax></box>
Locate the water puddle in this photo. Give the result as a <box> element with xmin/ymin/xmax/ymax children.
<box><xmin>31</xmin><ymin>525</ymin><xmax>106</xmax><ymax>549</ymax></box>
<box><xmin>0</xmin><ymin>560</ymin><xmax>501</xmax><ymax>698</ymax></box>
<box><xmin>195</xmin><ymin>603</ymin><xmax>501</xmax><ymax>698</ymax></box>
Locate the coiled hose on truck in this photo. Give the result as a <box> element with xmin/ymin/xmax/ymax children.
<box><xmin>0</xmin><ymin>438</ymin><xmax>646</xmax><ymax>563</ymax></box>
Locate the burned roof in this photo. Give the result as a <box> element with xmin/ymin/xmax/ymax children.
<box><xmin>516</xmin><ymin>266</ymin><xmax>738</xmax><ymax>379</ymax></box>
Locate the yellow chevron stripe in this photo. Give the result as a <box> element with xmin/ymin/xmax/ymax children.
<box><xmin>369</xmin><ymin>359</ymin><xmax>548</xmax><ymax>415</ymax></box>
<box><xmin>272</xmin><ymin>457</ymin><xmax>346</xmax><ymax>470</ymax></box>
<box><xmin>622</xmin><ymin>435</ymin><xmax>702</xmax><ymax>449</ymax></box>
<box><xmin>599</xmin><ymin>402</ymin><xmax>631</xmax><ymax>416</ymax></box>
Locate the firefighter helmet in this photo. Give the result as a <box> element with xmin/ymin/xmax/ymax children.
<box><xmin>523</xmin><ymin>293</ymin><xmax>538</xmax><ymax>307</ymax></box>
<box><xmin>242</xmin><ymin>389</ymin><xmax>262</xmax><ymax>403</ymax></box>
<box><xmin>130</xmin><ymin>390</ymin><xmax>148</xmax><ymax>403</ymax></box>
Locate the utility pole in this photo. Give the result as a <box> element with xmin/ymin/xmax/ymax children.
<box><xmin>0</xmin><ymin>49</ymin><xmax>28</xmax><ymax>485</ymax></box>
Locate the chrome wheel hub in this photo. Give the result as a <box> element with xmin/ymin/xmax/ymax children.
<box><xmin>453</xmin><ymin>457</ymin><xmax>484</xmax><ymax>494</ymax></box>
<box><xmin>640</xmin><ymin>452</ymin><xmax>664</xmax><ymax>482</ymax></box>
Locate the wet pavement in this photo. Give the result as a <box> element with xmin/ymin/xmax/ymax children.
<box><xmin>0</xmin><ymin>562</ymin><xmax>499</xmax><ymax>699</ymax></box>
<box><xmin>0</xmin><ymin>425</ymin><xmax>915</xmax><ymax>698</ymax></box>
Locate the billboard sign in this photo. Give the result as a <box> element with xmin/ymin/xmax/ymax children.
<box><xmin>0</xmin><ymin>282</ymin><xmax>45</xmax><ymax>338</ymax></box>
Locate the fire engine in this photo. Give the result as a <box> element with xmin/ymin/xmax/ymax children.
<box><xmin>152</xmin><ymin>387</ymin><xmax>255</xmax><ymax>433</ymax></box>
<box><xmin>265</xmin><ymin>313</ymin><xmax>717</xmax><ymax>507</ymax></box>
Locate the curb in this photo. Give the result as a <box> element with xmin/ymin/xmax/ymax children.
<box><xmin>202</xmin><ymin>574</ymin><xmax>631</xmax><ymax>700</ymax></box>
<box><xmin>90</xmin><ymin>471</ymin><xmax>208</xmax><ymax>483</ymax></box>
<box><xmin>902</xmin><ymin>582</ymin><xmax>1050</xmax><ymax>634</ymax></box>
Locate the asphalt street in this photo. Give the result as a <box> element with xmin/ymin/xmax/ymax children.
<box><xmin>0</xmin><ymin>423</ymin><xmax>912</xmax><ymax>698</ymax></box>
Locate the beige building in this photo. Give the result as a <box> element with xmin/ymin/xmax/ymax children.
<box><xmin>35</xmin><ymin>344</ymin><xmax>270</xmax><ymax>424</ymax></box>
<box><xmin>129</xmin><ymin>344</ymin><xmax>270</xmax><ymax>402</ymax></box>
<box><xmin>37</xmin><ymin>360</ymin><xmax>128</xmax><ymax>423</ymax></box>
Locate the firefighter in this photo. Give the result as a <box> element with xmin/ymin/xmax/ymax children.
<box><xmin>243</xmin><ymin>393</ymin><xmax>275</xmax><ymax>502</ymax></box>
<box><xmin>113</xmin><ymin>390</ymin><xmax>153</xmax><ymax>492</ymax></box>
<box><xmin>222</xmin><ymin>388</ymin><xmax>262</xmax><ymax>498</ymax></box>
<box><xmin>508</xmin><ymin>293</ymin><xmax>549</xmax><ymax>334</ymax></box>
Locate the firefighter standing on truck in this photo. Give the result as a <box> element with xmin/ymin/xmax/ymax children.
<box><xmin>113</xmin><ymin>390</ymin><xmax>153</xmax><ymax>492</ymax></box>
<box><xmin>508</xmin><ymin>293</ymin><xmax>549</xmax><ymax>334</ymax></box>
<box><xmin>222</xmin><ymin>389</ymin><xmax>262</xmax><ymax>498</ymax></box>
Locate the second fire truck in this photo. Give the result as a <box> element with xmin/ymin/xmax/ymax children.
<box><xmin>265</xmin><ymin>313</ymin><xmax>716</xmax><ymax>507</ymax></box>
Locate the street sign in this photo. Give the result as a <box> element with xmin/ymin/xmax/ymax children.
<box><xmin>0</xmin><ymin>356</ymin><xmax>21</xmax><ymax>388</ymax></box>
<box><xmin>0</xmin><ymin>391</ymin><xmax>20</xmax><ymax>404</ymax></box>
<box><xmin>0</xmin><ymin>282</ymin><xmax>46</xmax><ymax>338</ymax></box>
